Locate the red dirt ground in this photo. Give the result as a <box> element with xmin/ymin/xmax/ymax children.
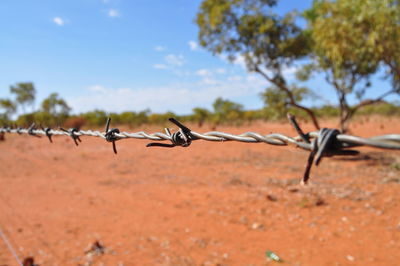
<box><xmin>0</xmin><ymin>116</ymin><xmax>399</xmax><ymax>266</ymax></box>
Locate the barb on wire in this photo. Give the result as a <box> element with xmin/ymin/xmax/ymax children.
<box><xmin>16</xmin><ymin>127</ymin><xmax>23</xmax><ymax>135</ymax></box>
<box><xmin>287</xmin><ymin>114</ymin><xmax>360</xmax><ymax>184</ymax></box>
<box><xmin>146</xmin><ymin>118</ymin><xmax>197</xmax><ymax>148</ymax></box>
<box><xmin>287</xmin><ymin>113</ymin><xmax>310</xmax><ymax>144</ymax></box>
<box><xmin>59</xmin><ymin>127</ymin><xmax>81</xmax><ymax>146</ymax></box>
<box><xmin>42</xmin><ymin>126</ymin><xmax>53</xmax><ymax>143</ymax></box>
<box><xmin>104</xmin><ymin>118</ymin><xmax>120</xmax><ymax>154</ymax></box>
<box><xmin>1</xmin><ymin>115</ymin><xmax>400</xmax><ymax>184</ymax></box>
<box><xmin>27</xmin><ymin>123</ymin><xmax>41</xmax><ymax>138</ymax></box>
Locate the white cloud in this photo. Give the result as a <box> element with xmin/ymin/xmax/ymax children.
<box><xmin>153</xmin><ymin>64</ymin><xmax>167</xmax><ymax>69</ymax></box>
<box><xmin>154</xmin><ymin>46</ymin><xmax>166</xmax><ymax>52</ymax></box>
<box><xmin>108</xmin><ymin>9</ymin><xmax>120</xmax><ymax>17</ymax></box>
<box><xmin>164</xmin><ymin>54</ymin><xmax>185</xmax><ymax>67</ymax></box>
<box><xmin>228</xmin><ymin>75</ymin><xmax>243</xmax><ymax>82</ymax></box>
<box><xmin>195</xmin><ymin>68</ymin><xmax>227</xmax><ymax>77</ymax></box>
<box><xmin>67</xmin><ymin>73</ymin><xmax>266</xmax><ymax>114</ymax></box>
<box><xmin>188</xmin><ymin>41</ymin><xmax>199</xmax><ymax>51</ymax></box>
<box><xmin>215</xmin><ymin>68</ymin><xmax>226</xmax><ymax>74</ymax></box>
<box><xmin>88</xmin><ymin>85</ymin><xmax>107</xmax><ymax>93</ymax></box>
<box><xmin>195</xmin><ymin>69</ymin><xmax>212</xmax><ymax>77</ymax></box>
<box><xmin>53</xmin><ymin>17</ymin><xmax>65</xmax><ymax>26</ymax></box>
<box><xmin>201</xmin><ymin>77</ymin><xmax>218</xmax><ymax>85</ymax></box>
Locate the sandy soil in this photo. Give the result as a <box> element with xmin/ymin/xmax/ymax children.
<box><xmin>0</xmin><ymin>116</ymin><xmax>399</xmax><ymax>266</ymax></box>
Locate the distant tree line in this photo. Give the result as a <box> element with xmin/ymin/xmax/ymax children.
<box><xmin>1</xmin><ymin>82</ymin><xmax>399</xmax><ymax>130</ymax></box>
<box><xmin>0</xmin><ymin>82</ymin><xmax>71</xmax><ymax>127</ymax></box>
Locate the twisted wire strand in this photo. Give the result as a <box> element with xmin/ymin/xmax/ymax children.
<box><xmin>1</xmin><ymin>127</ymin><xmax>400</xmax><ymax>151</ymax></box>
<box><xmin>0</xmin><ymin>226</ymin><xmax>23</xmax><ymax>266</ymax></box>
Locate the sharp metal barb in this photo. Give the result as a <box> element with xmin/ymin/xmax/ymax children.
<box><xmin>287</xmin><ymin>113</ymin><xmax>310</xmax><ymax>144</ymax></box>
<box><xmin>146</xmin><ymin>143</ymin><xmax>176</xmax><ymax>148</ymax></box>
<box><xmin>60</xmin><ymin>127</ymin><xmax>81</xmax><ymax>146</ymax></box>
<box><xmin>40</xmin><ymin>126</ymin><xmax>53</xmax><ymax>143</ymax></box>
<box><xmin>147</xmin><ymin>118</ymin><xmax>195</xmax><ymax>148</ymax></box>
<box><xmin>302</xmin><ymin>139</ymin><xmax>318</xmax><ymax>185</ymax></box>
<box><xmin>104</xmin><ymin>117</ymin><xmax>120</xmax><ymax>154</ymax></box>
<box><xmin>105</xmin><ymin>117</ymin><xmax>111</xmax><ymax>133</ymax></box>
<box><xmin>27</xmin><ymin>123</ymin><xmax>41</xmax><ymax>138</ymax></box>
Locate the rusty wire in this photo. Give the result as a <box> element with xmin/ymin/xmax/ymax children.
<box><xmin>1</xmin><ymin>115</ymin><xmax>400</xmax><ymax>184</ymax></box>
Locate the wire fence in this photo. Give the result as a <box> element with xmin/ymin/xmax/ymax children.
<box><xmin>1</xmin><ymin>115</ymin><xmax>400</xmax><ymax>184</ymax></box>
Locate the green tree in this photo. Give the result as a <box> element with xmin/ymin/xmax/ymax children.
<box><xmin>81</xmin><ymin>110</ymin><xmax>108</xmax><ymax>127</ymax></box>
<box><xmin>305</xmin><ymin>0</ymin><xmax>400</xmax><ymax>132</ymax></box>
<box><xmin>37</xmin><ymin>93</ymin><xmax>71</xmax><ymax>126</ymax></box>
<box><xmin>148</xmin><ymin>111</ymin><xmax>177</xmax><ymax>125</ymax></box>
<box><xmin>118</xmin><ymin>110</ymin><xmax>149</xmax><ymax>127</ymax></box>
<box><xmin>0</xmin><ymin>99</ymin><xmax>16</xmax><ymax>123</ymax></box>
<box><xmin>261</xmin><ymin>85</ymin><xmax>310</xmax><ymax>119</ymax></box>
<box><xmin>41</xmin><ymin>93</ymin><xmax>71</xmax><ymax>116</ymax></box>
<box><xmin>10</xmin><ymin>82</ymin><xmax>36</xmax><ymax>113</ymax></box>
<box><xmin>191</xmin><ymin>107</ymin><xmax>211</xmax><ymax>127</ymax></box>
<box><xmin>364</xmin><ymin>0</ymin><xmax>400</xmax><ymax>90</ymax></box>
<box><xmin>196</xmin><ymin>0</ymin><xmax>320</xmax><ymax>129</ymax></box>
<box><xmin>212</xmin><ymin>97</ymin><xmax>243</xmax><ymax>125</ymax></box>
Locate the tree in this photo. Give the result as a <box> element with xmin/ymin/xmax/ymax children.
<box><xmin>34</xmin><ymin>93</ymin><xmax>71</xmax><ymax>126</ymax></box>
<box><xmin>305</xmin><ymin>0</ymin><xmax>400</xmax><ymax>132</ymax></box>
<box><xmin>114</xmin><ymin>110</ymin><xmax>149</xmax><ymax>127</ymax></box>
<box><xmin>212</xmin><ymin>97</ymin><xmax>243</xmax><ymax>125</ymax></box>
<box><xmin>191</xmin><ymin>107</ymin><xmax>211</xmax><ymax>127</ymax></box>
<box><xmin>10</xmin><ymin>82</ymin><xmax>36</xmax><ymax>113</ymax></box>
<box><xmin>0</xmin><ymin>99</ymin><xmax>16</xmax><ymax>114</ymax></box>
<box><xmin>148</xmin><ymin>111</ymin><xmax>177</xmax><ymax>125</ymax></box>
<box><xmin>41</xmin><ymin>93</ymin><xmax>71</xmax><ymax>116</ymax></box>
<box><xmin>0</xmin><ymin>99</ymin><xmax>16</xmax><ymax>121</ymax></box>
<box><xmin>81</xmin><ymin>110</ymin><xmax>108</xmax><ymax>127</ymax></box>
<box><xmin>261</xmin><ymin>85</ymin><xmax>310</xmax><ymax>119</ymax></box>
<box><xmin>364</xmin><ymin>0</ymin><xmax>400</xmax><ymax>90</ymax></box>
<box><xmin>196</xmin><ymin>0</ymin><xmax>320</xmax><ymax>129</ymax></box>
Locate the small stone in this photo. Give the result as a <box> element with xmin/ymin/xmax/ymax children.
<box><xmin>315</xmin><ymin>198</ymin><xmax>326</xmax><ymax>206</ymax></box>
<box><xmin>239</xmin><ymin>216</ymin><xmax>248</xmax><ymax>225</ymax></box>
<box><xmin>346</xmin><ymin>255</ymin><xmax>355</xmax><ymax>262</ymax></box>
<box><xmin>266</xmin><ymin>194</ymin><xmax>277</xmax><ymax>202</ymax></box>
<box><xmin>251</xmin><ymin>223</ymin><xmax>264</xmax><ymax>230</ymax></box>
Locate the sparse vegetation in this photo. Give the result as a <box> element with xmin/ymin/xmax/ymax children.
<box><xmin>1</xmin><ymin>83</ymin><xmax>399</xmax><ymax>129</ymax></box>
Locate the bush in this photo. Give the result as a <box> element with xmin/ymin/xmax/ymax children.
<box><xmin>63</xmin><ymin>116</ymin><xmax>86</xmax><ymax>130</ymax></box>
<box><xmin>80</xmin><ymin>110</ymin><xmax>108</xmax><ymax>127</ymax></box>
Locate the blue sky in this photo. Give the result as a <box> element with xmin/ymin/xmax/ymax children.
<box><xmin>0</xmin><ymin>0</ymin><xmax>396</xmax><ymax>115</ymax></box>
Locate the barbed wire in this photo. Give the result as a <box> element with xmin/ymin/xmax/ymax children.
<box><xmin>0</xmin><ymin>226</ymin><xmax>23</xmax><ymax>266</ymax></box>
<box><xmin>1</xmin><ymin>115</ymin><xmax>400</xmax><ymax>184</ymax></box>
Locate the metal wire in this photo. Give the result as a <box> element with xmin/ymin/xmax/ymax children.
<box><xmin>0</xmin><ymin>226</ymin><xmax>23</xmax><ymax>266</ymax></box>
<box><xmin>1</xmin><ymin>125</ymin><xmax>400</xmax><ymax>151</ymax></box>
<box><xmin>1</xmin><ymin>115</ymin><xmax>399</xmax><ymax>184</ymax></box>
